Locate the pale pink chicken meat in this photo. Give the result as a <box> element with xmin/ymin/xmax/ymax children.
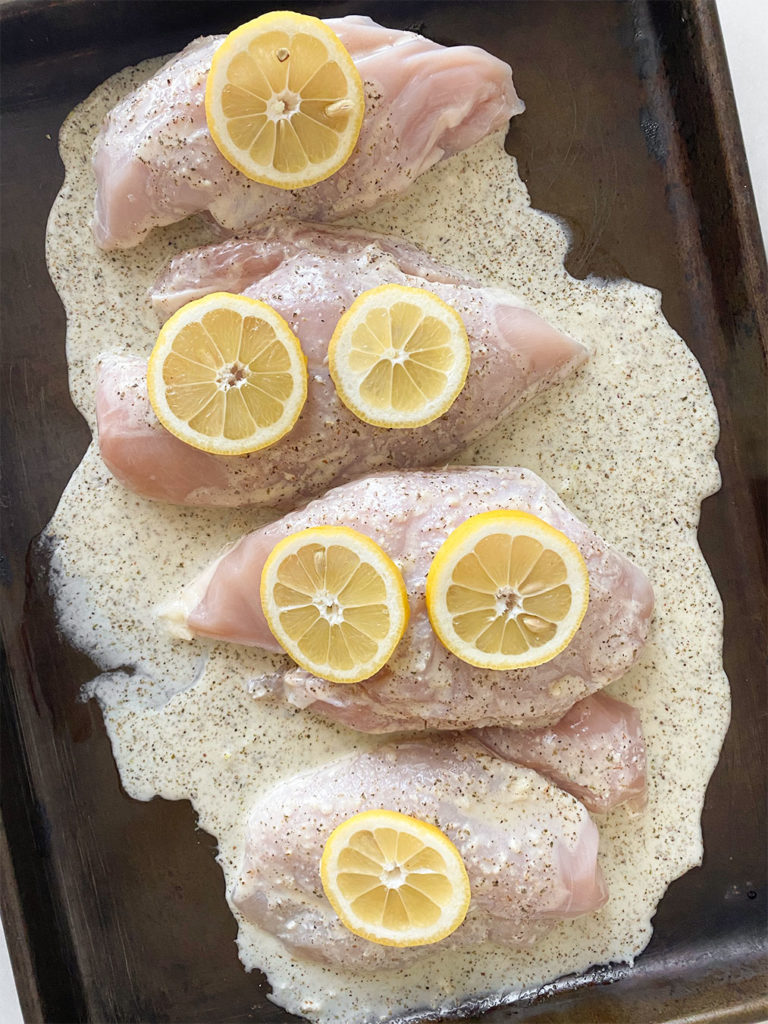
<box><xmin>474</xmin><ymin>692</ymin><xmax>648</xmax><ymax>814</ymax></box>
<box><xmin>176</xmin><ymin>467</ymin><xmax>654</xmax><ymax>732</ymax></box>
<box><xmin>232</xmin><ymin>739</ymin><xmax>608</xmax><ymax>968</ymax></box>
<box><xmin>92</xmin><ymin>16</ymin><xmax>524</xmax><ymax>249</ymax></box>
<box><xmin>97</xmin><ymin>224</ymin><xmax>587</xmax><ymax>509</ymax></box>
<box><xmin>150</xmin><ymin>218</ymin><xmax>500</xmax><ymax>316</ymax></box>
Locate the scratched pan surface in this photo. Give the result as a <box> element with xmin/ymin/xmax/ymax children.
<box><xmin>1</xmin><ymin>1</ymin><xmax>766</xmax><ymax>1021</ymax></box>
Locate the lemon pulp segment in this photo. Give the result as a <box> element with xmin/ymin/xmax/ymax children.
<box><xmin>426</xmin><ymin>510</ymin><xmax>590</xmax><ymax>670</ymax></box>
<box><xmin>205</xmin><ymin>11</ymin><xmax>365</xmax><ymax>189</ymax></box>
<box><xmin>260</xmin><ymin>525</ymin><xmax>409</xmax><ymax>684</ymax></box>
<box><xmin>146</xmin><ymin>292</ymin><xmax>307</xmax><ymax>456</ymax></box>
<box><xmin>328</xmin><ymin>284</ymin><xmax>471</xmax><ymax>428</ymax></box>
<box><xmin>320</xmin><ymin>809</ymin><xmax>471</xmax><ymax>946</ymax></box>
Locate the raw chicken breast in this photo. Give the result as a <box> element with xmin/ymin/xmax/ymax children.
<box><xmin>474</xmin><ymin>692</ymin><xmax>648</xmax><ymax>814</ymax></box>
<box><xmin>174</xmin><ymin>467</ymin><xmax>654</xmax><ymax>731</ymax></box>
<box><xmin>232</xmin><ymin>739</ymin><xmax>607</xmax><ymax>969</ymax></box>
<box><xmin>92</xmin><ymin>16</ymin><xmax>524</xmax><ymax>249</ymax></box>
<box><xmin>97</xmin><ymin>226</ymin><xmax>586</xmax><ymax>509</ymax></box>
<box><xmin>151</xmin><ymin>218</ymin><xmax>501</xmax><ymax>316</ymax></box>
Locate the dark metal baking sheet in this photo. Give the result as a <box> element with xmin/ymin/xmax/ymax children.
<box><xmin>1</xmin><ymin>1</ymin><xmax>766</xmax><ymax>1021</ymax></box>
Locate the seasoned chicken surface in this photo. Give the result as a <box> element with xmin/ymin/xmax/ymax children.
<box><xmin>233</xmin><ymin>739</ymin><xmax>608</xmax><ymax>968</ymax></box>
<box><xmin>92</xmin><ymin>17</ymin><xmax>523</xmax><ymax>249</ymax></box>
<box><xmin>97</xmin><ymin>226</ymin><xmax>586</xmax><ymax>508</ymax></box>
<box><xmin>474</xmin><ymin>692</ymin><xmax>648</xmax><ymax>814</ymax></box>
<box><xmin>175</xmin><ymin>467</ymin><xmax>654</xmax><ymax>731</ymax></box>
<box><xmin>150</xmin><ymin>219</ymin><xmax>510</xmax><ymax>316</ymax></box>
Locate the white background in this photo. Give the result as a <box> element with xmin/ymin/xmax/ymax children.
<box><xmin>1</xmin><ymin>1</ymin><xmax>765</xmax><ymax>1020</ymax></box>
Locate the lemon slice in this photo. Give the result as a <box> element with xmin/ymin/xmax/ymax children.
<box><xmin>320</xmin><ymin>809</ymin><xmax>471</xmax><ymax>947</ymax></box>
<box><xmin>426</xmin><ymin>510</ymin><xmax>590</xmax><ymax>670</ymax></box>
<box><xmin>205</xmin><ymin>11</ymin><xmax>365</xmax><ymax>189</ymax></box>
<box><xmin>260</xmin><ymin>526</ymin><xmax>409</xmax><ymax>684</ymax></box>
<box><xmin>328</xmin><ymin>284</ymin><xmax>471</xmax><ymax>429</ymax></box>
<box><xmin>146</xmin><ymin>292</ymin><xmax>307</xmax><ymax>456</ymax></box>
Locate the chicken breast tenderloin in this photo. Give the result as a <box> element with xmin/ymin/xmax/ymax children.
<box><xmin>171</xmin><ymin>467</ymin><xmax>654</xmax><ymax>732</ymax></box>
<box><xmin>233</xmin><ymin>739</ymin><xmax>607</xmax><ymax>969</ymax></box>
<box><xmin>97</xmin><ymin>227</ymin><xmax>587</xmax><ymax>509</ymax></box>
<box><xmin>92</xmin><ymin>16</ymin><xmax>524</xmax><ymax>249</ymax></box>
<box><xmin>474</xmin><ymin>692</ymin><xmax>648</xmax><ymax>814</ymax></box>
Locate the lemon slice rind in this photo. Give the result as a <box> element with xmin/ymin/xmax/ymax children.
<box><xmin>328</xmin><ymin>284</ymin><xmax>471</xmax><ymax>429</ymax></box>
<box><xmin>260</xmin><ymin>525</ymin><xmax>409</xmax><ymax>684</ymax></box>
<box><xmin>205</xmin><ymin>11</ymin><xmax>365</xmax><ymax>190</ymax></box>
<box><xmin>320</xmin><ymin>809</ymin><xmax>471</xmax><ymax>947</ymax></box>
<box><xmin>426</xmin><ymin>510</ymin><xmax>590</xmax><ymax>670</ymax></box>
<box><xmin>146</xmin><ymin>292</ymin><xmax>308</xmax><ymax>457</ymax></box>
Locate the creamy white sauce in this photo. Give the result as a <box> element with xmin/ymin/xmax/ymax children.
<box><xmin>44</xmin><ymin>56</ymin><xmax>729</xmax><ymax>1023</ymax></box>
